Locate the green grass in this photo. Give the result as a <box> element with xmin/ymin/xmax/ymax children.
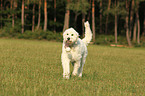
<box><xmin>0</xmin><ymin>38</ymin><xmax>145</xmax><ymax>96</ymax></box>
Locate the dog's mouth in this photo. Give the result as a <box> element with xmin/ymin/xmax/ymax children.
<box><xmin>65</xmin><ymin>40</ymin><xmax>72</xmax><ymax>47</ymax></box>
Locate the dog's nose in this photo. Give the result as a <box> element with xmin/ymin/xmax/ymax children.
<box><xmin>67</xmin><ymin>37</ymin><xmax>70</xmax><ymax>40</ymax></box>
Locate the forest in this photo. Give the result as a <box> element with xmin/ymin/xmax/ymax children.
<box><xmin>0</xmin><ymin>0</ymin><xmax>145</xmax><ymax>47</ymax></box>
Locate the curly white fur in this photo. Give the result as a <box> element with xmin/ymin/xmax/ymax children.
<box><xmin>61</xmin><ymin>21</ymin><xmax>92</xmax><ymax>79</ymax></box>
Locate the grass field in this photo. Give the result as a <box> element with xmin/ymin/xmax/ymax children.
<box><xmin>0</xmin><ymin>38</ymin><xmax>145</xmax><ymax>96</ymax></box>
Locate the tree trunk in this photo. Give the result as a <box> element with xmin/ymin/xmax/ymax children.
<box><xmin>12</xmin><ymin>14</ymin><xmax>15</xmax><ymax>28</ymax></box>
<box><xmin>143</xmin><ymin>12</ymin><xmax>145</xmax><ymax>36</ymax></box>
<box><xmin>136</xmin><ymin>11</ymin><xmax>140</xmax><ymax>44</ymax></box>
<box><xmin>44</xmin><ymin>0</ymin><xmax>47</xmax><ymax>31</ymax></box>
<box><xmin>82</xmin><ymin>13</ymin><xmax>85</xmax><ymax>37</ymax></box>
<box><xmin>21</xmin><ymin>0</ymin><xmax>24</xmax><ymax>33</ymax></box>
<box><xmin>99</xmin><ymin>0</ymin><xmax>102</xmax><ymax>34</ymax></box>
<box><xmin>63</xmin><ymin>0</ymin><xmax>70</xmax><ymax>32</ymax></box>
<box><xmin>135</xmin><ymin>1</ymin><xmax>140</xmax><ymax>44</ymax></box>
<box><xmin>129</xmin><ymin>0</ymin><xmax>134</xmax><ymax>38</ymax></box>
<box><xmin>92</xmin><ymin>0</ymin><xmax>95</xmax><ymax>43</ymax></box>
<box><xmin>54</xmin><ymin>0</ymin><xmax>56</xmax><ymax>33</ymax></box>
<box><xmin>126</xmin><ymin>0</ymin><xmax>132</xmax><ymax>47</ymax></box>
<box><xmin>24</xmin><ymin>0</ymin><xmax>29</xmax><ymax>21</ymax></box>
<box><xmin>11</xmin><ymin>0</ymin><xmax>14</xmax><ymax>28</ymax></box>
<box><xmin>1</xmin><ymin>0</ymin><xmax>3</xmax><ymax>28</ymax></box>
<box><xmin>115</xmin><ymin>14</ymin><xmax>118</xmax><ymax>44</ymax></box>
<box><xmin>133</xmin><ymin>18</ymin><xmax>137</xmax><ymax>42</ymax></box>
<box><xmin>32</xmin><ymin>3</ymin><xmax>35</xmax><ymax>32</ymax></box>
<box><xmin>87</xmin><ymin>0</ymin><xmax>91</xmax><ymax>21</ymax></box>
<box><xmin>36</xmin><ymin>0</ymin><xmax>41</xmax><ymax>30</ymax></box>
<box><xmin>105</xmin><ymin>0</ymin><xmax>111</xmax><ymax>34</ymax></box>
<box><xmin>114</xmin><ymin>0</ymin><xmax>117</xmax><ymax>44</ymax></box>
<box><xmin>74</xmin><ymin>13</ymin><xmax>78</xmax><ymax>29</ymax></box>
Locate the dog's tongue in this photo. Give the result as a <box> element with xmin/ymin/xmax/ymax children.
<box><xmin>65</xmin><ymin>41</ymin><xmax>70</xmax><ymax>47</ymax></box>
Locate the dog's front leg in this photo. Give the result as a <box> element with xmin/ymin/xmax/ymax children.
<box><xmin>72</xmin><ymin>60</ymin><xmax>81</xmax><ymax>76</ymax></box>
<box><xmin>62</xmin><ymin>55</ymin><xmax>70</xmax><ymax>79</ymax></box>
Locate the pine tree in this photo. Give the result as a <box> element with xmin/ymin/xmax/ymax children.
<box><xmin>36</xmin><ymin>0</ymin><xmax>42</xmax><ymax>30</ymax></box>
<box><xmin>32</xmin><ymin>1</ymin><xmax>36</xmax><ymax>32</ymax></box>
<box><xmin>105</xmin><ymin>0</ymin><xmax>111</xmax><ymax>34</ymax></box>
<box><xmin>22</xmin><ymin>0</ymin><xmax>24</xmax><ymax>33</ymax></box>
<box><xmin>114</xmin><ymin>0</ymin><xmax>117</xmax><ymax>44</ymax></box>
<box><xmin>44</xmin><ymin>0</ymin><xmax>47</xmax><ymax>31</ymax></box>
<box><xmin>92</xmin><ymin>0</ymin><xmax>95</xmax><ymax>43</ymax></box>
<box><xmin>126</xmin><ymin>0</ymin><xmax>132</xmax><ymax>47</ymax></box>
<box><xmin>54</xmin><ymin>0</ymin><xmax>56</xmax><ymax>33</ymax></box>
<box><xmin>99</xmin><ymin>0</ymin><xmax>102</xmax><ymax>34</ymax></box>
<box><xmin>136</xmin><ymin>1</ymin><xmax>140</xmax><ymax>44</ymax></box>
<box><xmin>63</xmin><ymin>0</ymin><xmax>70</xmax><ymax>32</ymax></box>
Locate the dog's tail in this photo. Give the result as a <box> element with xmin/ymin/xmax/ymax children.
<box><xmin>82</xmin><ymin>21</ymin><xmax>92</xmax><ymax>46</ymax></box>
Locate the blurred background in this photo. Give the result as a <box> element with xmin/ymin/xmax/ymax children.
<box><xmin>0</xmin><ymin>0</ymin><xmax>145</xmax><ymax>47</ymax></box>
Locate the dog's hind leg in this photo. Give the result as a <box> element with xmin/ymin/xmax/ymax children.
<box><xmin>78</xmin><ymin>57</ymin><xmax>86</xmax><ymax>77</ymax></box>
<box><xmin>72</xmin><ymin>60</ymin><xmax>81</xmax><ymax>76</ymax></box>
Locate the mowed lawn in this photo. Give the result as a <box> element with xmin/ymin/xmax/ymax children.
<box><xmin>0</xmin><ymin>38</ymin><xmax>145</xmax><ymax>96</ymax></box>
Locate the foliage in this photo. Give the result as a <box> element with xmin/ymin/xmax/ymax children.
<box><xmin>0</xmin><ymin>22</ymin><xmax>21</xmax><ymax>37</ymax></box>
<box><xmin>103</xmin><ymin>1</ymin><xmax>127</xmax><ymax>16</ymax></box>
<box><xmin>69</xmin><ymin>0</ymin><xmax>90</xmax><ymax>14</ymax></box>
<box><xmin>0</xmin><ymin>27</ymin><xmax>63</xmax><ymax>42</ymax></box>
<box><xmin>0</xmin><ymin>39</ymin><xmax>145</xmax><ymax>96</ymax></box>
<box><xmin>95</xmin><ymin>35</ymin><xmax>127</xmax><ymax>45</ymax></box>
<box><xmin>20</xmin><ymin>30</ymin><xmax>62</xmax><ymax>42</ymax></box>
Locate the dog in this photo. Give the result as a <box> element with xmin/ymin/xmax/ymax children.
<box><xmin>61</xmin><ymin>21</ymin><xmax>92</xmax><ymax>79</ymax></box>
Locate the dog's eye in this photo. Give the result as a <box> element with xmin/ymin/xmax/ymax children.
<box><xmin>71</xmin><ymin>34</ymin><xmax>74</xmax><ymax>36</ymax></box>
<box><xmin>67</xmin><ymin>33</ymin><xmax>69</xmax><ymax>35</ymax></box>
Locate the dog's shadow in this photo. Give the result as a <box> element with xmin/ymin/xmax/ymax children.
<box><xmin>70</xmin><ymin>72</ymin><xmax>98</xmax><ymax>80</ymax></box>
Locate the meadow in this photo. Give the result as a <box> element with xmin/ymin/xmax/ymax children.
<box><xmin>0</xmin><ymin>38</ymin><xmax>145</xmax><ymax>96</ymax></box>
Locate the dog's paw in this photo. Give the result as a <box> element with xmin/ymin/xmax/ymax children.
<box><xmin>84</xmin><ymin>21</ymin><xmax>90</xmax><ymax>28</ymax></box>
<box><xmin>78</xmin><ymin>74</ymin><xmax>82</xmax><ymax>78</ymax></box>
<box><xmin>65</xmin><ymin>47</ymin><xmax>71</xmax><ymax>52</ymax></box>
<box><xmin>63</xmin><ymin>75</ymin><xmax>69</xmax><ymax>79</ymax></box>
<box><xmin>72</xmin><ymin>72</ymin><xmax>77</xmax><ymax>76</ymax></box>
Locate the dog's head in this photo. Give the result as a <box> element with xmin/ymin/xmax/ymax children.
<box><xmin>63</xmin><ymin>28</ymin><xmax>79</xmax><ymax>47</ymax></box>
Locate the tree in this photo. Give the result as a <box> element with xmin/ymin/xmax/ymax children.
<box><xmin>36</xmin><ymin>0</ymin><xmax>41</xmax><ymax>30</ymax></box>
<box><xmin>32</xmin><ymin>1</ymin><xmax>36</xmax><ymax>32</ymax></box>
<box><xmin>105</xmin><ymin>0</ymin><xmax>111</xmax><ymax>34</ymax></box>
<box><xmin>99</xmin><ymin>0</ymin><xmax>102</xmax><ymax>34</ymax></box>
<box><xmin>143</xmin><ymin>11</ymin><xmax>145</xmax><ymax>36</ymax></box>
<box><xmin>44</xmin><ymin>0</ymin><xmax>47</xmax><ymax>31</ymax></box>
<box><xmin>12</xmin><ymin>0</ymin><xmax>18</xmax><ymax>27</ymax></box>
<box><xmin>25</xmin><ymin>0</ymin><xmax>30</xmax><ymax>22</ymax></box>
<box><xmin>92</xmin><ymin>0</ymin><xmax>95</xmax><ymax>43</ymax></box>
<box><xmin>10</xmin><ymin>0</ymin><xmax>15</xmax><ymax>27</ymax></box>
<box><xmin>125</xmin><ymin>0</ymin><xmax>132</xmax><ymax>47</ymax></box>
<box><xmin>0</xmin><ymin>0</ymin><xmax>3</xmax><ymax>28</ymax></box>
<box><xmin>129</xmin><ymin>0</ymin><xmax>134</xmax><ymax>38</ymax></box>
<box><xmin>136</xmin><ymin>1</ymin><xmax>140</xmax><ymax>44</ymax></box>
<box><xmin>69</xmin><ymin>0</ymin><xmax>81</xmax><ymax>28</ymax></box>
<box><xmin>63</xmin><ymin>0</ymin><xmax>70</xmax><ymax>32</ymax></box>
<box><xmin>69</xmin><ymin>0</ymin><xmax>89</xmax><ymax>33</ymax></box>
<box><xmin>133</xmin><ymin>17</ymin><xmax>137</xmax><ymax>42</ymax></box>
<box><xmin>105</xmin><ymin>0</ymin><xmax>127</xmax><ymax>44</ymax></box>
<box><xmin>114</xmin><ymin>0</ymin><xmax>117</xmax><ymax>44</ymax></box>
<box><xmin>82</xmin><ymin>0</ymin><xmax>89</xmax><ymax>36</ymax></box>
<box><xmin>70</xmin><ymin>0</ymin><xmax>80</xmax><ymax>28</ymax></box>
<box><xmin>54</xmin><ymin>0</ymin><xmax>56</xmax><ymax>33</ymax></box>
<box><xmin>82</xmin><ymin>13</ymin><xmax>85</xmax><ymax>37</ymax></box>
<box><xmin>22</xmin><ymin>0</ymin><xmax>24</xmax><ymax>33</ymax></box>
<box><xmin>87</xmin><ymin>0</ymin><xmax>91</xmax><ymax>21</ymax></box>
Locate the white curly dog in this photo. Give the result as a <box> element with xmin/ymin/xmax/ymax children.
<box><xmin>61</xmin><ymin>21</ymin><xmax>92</xmax><ymax>79</ymax></box>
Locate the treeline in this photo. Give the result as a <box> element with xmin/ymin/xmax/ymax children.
<box><xmin>0</xmin><ymin>0</ymin><xmax>145</xmax><ymax>46</ymax></box>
